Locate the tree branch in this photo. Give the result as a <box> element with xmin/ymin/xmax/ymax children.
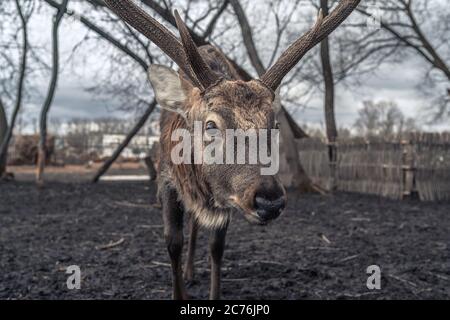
<box><xmin>202</xmin><ymin>0</ymin><xmax>229</xmax><ymax>40</ymax></box>
<box><xmin>44</xmin><ymin>0</ymin><xmax>149</xmax><ymax>71</ymax></box>
<box><xmin>229</xmin><ymin>0</ymin><xmax>265</xmax><ymax>76</ymax></box>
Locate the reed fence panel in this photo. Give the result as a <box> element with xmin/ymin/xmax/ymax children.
<box><xmin>410</xmin><ymin>132</ymin><xmax>450</xmax><ymax>201</ymax></box>
<box><xmin>297</xmin><ymin>132</ymin><xmax>450</xmax><ymax>201</ymax></box>
<box><xmin>297</xmin><ymin>138</ymin><xmax>331</xmax><ymax>190</ymax></box>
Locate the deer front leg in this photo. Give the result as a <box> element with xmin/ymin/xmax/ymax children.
<box><xmin>184</xmin><ymin>214</ymin><xmax>198</xmax><ymax>283</ymax></box>
<box><xmin>161</xmin><ymin>187</ymin><xmax>188</xmax><ymax>300</ymax></box>
<box><xmin>209</xmin><ymin>222</ymin><xmax>229</xmax><ymax>300</ymax></box>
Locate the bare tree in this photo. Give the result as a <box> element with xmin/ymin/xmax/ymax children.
<box><xmin>36</xmin><ymin>0</ymin><xmax>70</xmax><ymax>184</ymax></box>
<box><xmin>355</xmin><ymin>0</ymin><xmax>449</xmax><ymax>120</ymax></box>
<box><xmin>354</xmin><ymin>100</ymin><xmax>418</xmax><ymax>139</ymax></box>
<box><xmin>0</xmin><ymin>0</ymin><xmax>32</xmax><ymax>179</ymax></box>
<box><xmin>43</xmin><ymin>0</ymin><xmax>158</xmax><ymax>181</ymax></box>
<box><xmin>319</xmin><ymin>0</ymin><xmax>337</xmax><ymax>142</ymax></box>
<box><xmin>319</xmin><ymin>0</ymin><xmax>338</xmax><ymax>189</ymax></box>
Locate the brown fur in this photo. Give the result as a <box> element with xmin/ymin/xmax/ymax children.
<box><xmin>158</xmin><ymin>45</ymin><xmax>272</xmax><ymax>225</ymax></box>
<box><xmin>159</xmin><ymin>76</ymin><xmax>278</xmax><ymax>228</ymax></box>
<box><xmin>157</xmin><ymin>45</ymin><xmax>286</xmax><ymax>299</ymax></box>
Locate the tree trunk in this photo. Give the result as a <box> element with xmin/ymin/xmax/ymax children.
<box><xmin>0</xmin><ymin>99</ymin><xmax>8</xmax><ymax>177</ymax></box>
<box><xmin>36</xmin><ymin>0</ymin><xmax>69</xmax><ymax>185</ymax></box>
<box><xmin>229</xmin><ymin>0</ymin><xmax>265</xmax><ymax>75</ymax></box>
<box><xmin>320</xmin><ymin>0</ymin><xmax>337</xmax><ymax>190</ymax></box>
<box><xmin>278</xmin><ymin>110</ymin><xmax>314</xmax><ymax>191</ymax></box>
<box><xmin>0</xmin><ymin>0</ymin><xmax>28</xmax><ymax>173</ymax></box>
<box><xmin>92</xmin><ymin>100</ymin><xmax>157</xmax><ymax>183</ymax></box>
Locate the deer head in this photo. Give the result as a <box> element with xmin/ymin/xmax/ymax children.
<box><xmin>104</xmin><ymin>0</ymin><xmax>360</xmax><ymax>226</ymax></box>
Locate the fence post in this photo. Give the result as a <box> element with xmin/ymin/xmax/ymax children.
<box><xmin>401</xmin><ymin>137</ymin><xmax>416</xmax><ymax>199</ymax></box>
<box><xmin>328</xmin><ymin>141</ymin><xmax>337</xmax><ymax>191</ymax></box>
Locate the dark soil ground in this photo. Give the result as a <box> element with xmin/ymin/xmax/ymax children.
<box><xmin>0</xmin><ymin>180</ymin><xmax>449</xmax><ymax>299</ymax></box>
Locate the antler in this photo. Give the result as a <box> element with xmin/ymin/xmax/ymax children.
<box><xmin>261</xmin><ymin>0</ymin><xmax>361</xmax><ymax>91</ymax></box>
<box><xmin>104</xmin><ymin>0</ymin><xmax>360</xmax><ymax>92</ymax></box>
<box><xmin>174</xmin><ymin>10</ymin><xmax>219</xmax><ymax>88</ymax></box>
<box><xmin>103</xmin><ymin>0</ymin><xmax>218</xmax><ymax>89</ymax></box>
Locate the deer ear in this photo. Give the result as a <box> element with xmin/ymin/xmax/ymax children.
<box><xmin>148</xmin><ymin>64</ymin><xmax>187</xmax><ymax>116</ymax></box>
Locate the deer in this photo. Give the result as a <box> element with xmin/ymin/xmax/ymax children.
<box><xmin>104</xmin><ymin>0</ymin><xmax>360</xmax><ymax>300</ymax></box>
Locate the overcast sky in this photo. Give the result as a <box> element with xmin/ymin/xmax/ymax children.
<box><xmin>11</xmin><ymin>1</ymin><xmax>450</xmax><ymax>133</ymax></box>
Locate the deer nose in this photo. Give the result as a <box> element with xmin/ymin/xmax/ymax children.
<box><xmin>254</xmin><ymin>195</ymin><xmax>285</xmax><ymax>221</ymax></box>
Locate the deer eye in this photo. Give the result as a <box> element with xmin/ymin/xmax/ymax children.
<box><xmin>275</xmin><ymin>121</ymin><xmax>280</xmax><ymax>130</ymax></box>
<box><xmin>205</xmin><ymin>121</ymin><xmax>217</xmax><ymax>131</ymax></box>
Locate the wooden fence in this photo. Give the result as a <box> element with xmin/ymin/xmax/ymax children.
<box><xmin>297</xmin><ymin>133</ymin><xmax>450</xmax><ymax>201</ymax></box>
<box><xmin>296</xmin><ymin>138</ymin><xmax>331</xmax><ymax>190</ymax></box>
<box><xmin>410</xmin><ymin>132</ymin><xmax>450</xmax><ymax>201</ymax></box>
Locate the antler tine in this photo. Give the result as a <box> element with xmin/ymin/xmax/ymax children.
<box><xmin>261</xmin><ymin>0</ymin><xmax>361</xmax><ymax>91</ymax></box>
<box><xmin>103</xmin><ymin>0</ymin><xmax>202</xmax><ymax>88</ymax></box>
<box><xmin>174</xmin><ymin>10</ymin><xmax>220</xmax><ymax>89</ymax></box>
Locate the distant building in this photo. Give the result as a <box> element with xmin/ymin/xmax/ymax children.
<box><xmin>7</xmin><ymin>117</ymin><xmax>161</xmax><ymax>165</ymax></box>
<box><xmin>98</xmin><ymin>134</ymin><xmax>159</xmax><ymax>159</ymax></box>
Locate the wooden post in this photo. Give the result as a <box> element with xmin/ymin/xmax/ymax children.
<box><xmin>401</xmin><ymin>137</ymin><xmax>416</xmax><ymax>199</ymax></box>
<box><xmin>328</xmin><ymin>140</ymin><xmax>337</xmax><ymax>191</ymax></box>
